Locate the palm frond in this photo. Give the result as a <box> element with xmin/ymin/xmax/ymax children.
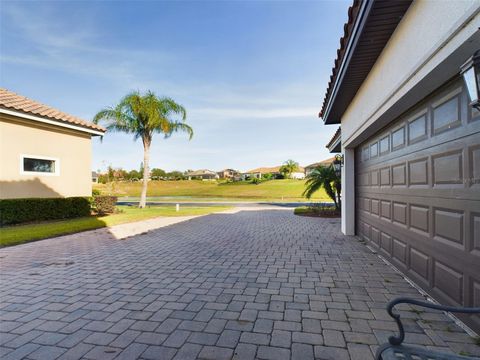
<box><xmin>303</xmin><ymin>165</ymin><xmax>340</xmax><ymax>206</ymax></box>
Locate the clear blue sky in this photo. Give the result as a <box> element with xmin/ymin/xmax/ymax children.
<box><xmin>1</xmin><ymin>0</ymin><xmax>350</xmax><ymax>173</ymax></box>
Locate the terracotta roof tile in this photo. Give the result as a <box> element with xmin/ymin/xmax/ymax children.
<box><xmin>246</xmin><ymin>165</ymin><xmax>305</xmax><ymax>174</ymax></box>
<box><xmin>326</xmin><ymin>127</ymin><xmax>341</xmax><ymax>149</ymax></box>
<box><xmin>305</xmin><ymin>157</ymin><xmax>336</xmax><ymax>169</ymax></box>
<box><xmin>0</xmin><ymin>88</ymin><xmax>105</xmax><ymax>133</ymax></box>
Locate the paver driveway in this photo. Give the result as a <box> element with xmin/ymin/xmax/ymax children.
<box><xmin>1</xmin><ymin>209</ymin><xmax>478</xmax><ymax>360</ymax></box>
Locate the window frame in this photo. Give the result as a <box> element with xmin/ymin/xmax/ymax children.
<box><xmin>20</xmin><ymin>154</ymin><xmax>60</xmax><ymax>177</ymax></box>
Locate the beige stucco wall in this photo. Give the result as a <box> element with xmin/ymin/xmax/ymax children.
<box><xmin>341</xmin><ymin>0</ymin><xmax>480</xmax><ymax>148</ymax></box>
<box><xmin>0</xmin><ymin>115</ymin><xmax>93</xmax><ymax>198</ymax></box>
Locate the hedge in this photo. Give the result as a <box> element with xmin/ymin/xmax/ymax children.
<box><xmin>92</xmin><ymin>196</ymin><xmax>117</xmax><ymax>215</ymax></box>
<box><xmin>0</xmin><ymin>197</ymin><xmax>91</xmax><ymax>226</ymax></box>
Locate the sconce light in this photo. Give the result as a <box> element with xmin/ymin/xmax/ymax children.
<box><xmin>460</xmin><ymin>50</ymin><xmax>480</xmax><ymax>110</ymax></box>
<box><xmin>332</xmin><ymin>154</ymin><xmax>344</xmax><ymax>178</ymax></box>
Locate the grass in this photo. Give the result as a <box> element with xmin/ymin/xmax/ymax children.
<box><xmin>94</xmin><ymin>179</ymin><xmax>330</xmax><ymax>202</ymax></box>
<box><xmin>0</xmin><ymin>205</ymin><xmax>231</xmax><ymax>247</ymax></box>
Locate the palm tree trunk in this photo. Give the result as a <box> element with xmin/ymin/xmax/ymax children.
<box><xmin>139</xmin><ymin>139</ymin><xmax>151</xmax><ymax>208</ymax></box>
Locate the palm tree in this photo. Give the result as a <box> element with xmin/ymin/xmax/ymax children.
<box><xmin>302</xmin><ymin>165</ymin><xmax>341</xmax><ymax>209</ymax></box>
<box><xmin>279</xmin><ymin>159</ymin><xmax>299</xmax><ymax>178</ymax></box>
<box><xmin>94</xmin><ymin>91</ymin><xmax>193</xmax><ymax>208</ymax></box>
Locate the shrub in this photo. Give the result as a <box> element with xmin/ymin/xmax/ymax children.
<box><xmin>92</xmin><ymin>188</ymin><xmax>101</xmax><ymax>196</ymax></box>
<box><xmin>0</xmin><ymin>197</ymin><xmax>91</xmax><ymax>226</ymax></box>
<box><xmin>250</xmin><ymin>177</ymin><xmax>262</xmax><ymax>185</ymax></box>
<box><xmin>294</xmin><ymin>204</ymin><xmax>340</xmax><ymax>217</ymax></box>
<box><xmin>92</xmin><ymin>196</ymin><xmax>117</xmax><ymax>215</ymax></box>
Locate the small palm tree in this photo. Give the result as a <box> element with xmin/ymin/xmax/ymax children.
<box><xmin>279</xmin><ymin>159</ymin><xmax>299</xmax><ymax>178</ymax></box>
<box><xmin>94</xmin><ymin>91</ymin><xmax>193</xmax><ymax>208</ymax></box>
<box><xmin>303</xmin><ymin>165</ymin><xmax>341</xmax><ymax>209</ymax></box>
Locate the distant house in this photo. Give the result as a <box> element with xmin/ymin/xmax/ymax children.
<box><xmin>290</xmin><ymin>167</ymin><xmax>305</xmax><ymax>180</ymax></box>
<box><xmin>92</xmin><ymin>171</ymin><xmax>99</xmax><ymax>183</ymax></box>
<box><xmin>244</xmin><ymin>166</ymin><xmax>281</xmax><ymax>179</ymax></box>
<box><xmin>186</xmin><ymin>169</ymin><xmax>219</xmax><ymax>180</ymax></box>
<box><xmin>244</xmin><ymin>166</ymin><xmax>305</xmax><ymax>180</ymax></box>
<box><xmin>0</xmin><ymin>88</ymin><xmax>106</xmax><ymax>199</ymax></box>
<box><xmin>304</xmin><ymin>157</ymin><xmax>336</xmax><ymax>176</ymax></box>
<box><xmin>217</xmin><ymin>169</ymin><xmax>241</xmax><ymax>180</ymax></box>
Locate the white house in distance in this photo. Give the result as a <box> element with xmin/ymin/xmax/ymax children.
<box><xmin>244</xmin><ymin>165</ymin><xmax>305</xmax><ymax>179</ymax></box>
<box><xmin>0</xmin><ymin>89</ymin><xmax>106</xmax><ymax>199</ymax></box>
<box><xmin>320</xmin><ymin>0</ymin><xmax>479</xmax><ymax>331</ymax></box>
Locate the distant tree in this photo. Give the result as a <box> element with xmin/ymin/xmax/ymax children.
<box><xmin>128</xmin><ymin>169</ymin><xmax>142</xmax><ymax>181</ymax></box>
<box><xmin>166</xmin><ymin>171</ymin><xmax>186</xmax><ymax>180</ymax></box>
<box><xmin>302</xmin><ymin>165</ymin><xmax>341</xmax><ymax>210</ymax></box>
<box><xmin>98</xmin><ymin>174</ymin><xmax>109</xmax><ymax>184</ymax></box>
<box><xmin>114</xmin><ymin>168</ymin><xmax>128</xmax><ymax>180</ymax></box>
<box><xmin>107</xmin><ymin>165</ymin><xmax>115</xmax><ymax>182</ymax></box>
<box><xmin>279</xmin><ymin>159</ymin><xmax>299</xmax><ymax>178</ymax></box>
<box><xmin>94</xmin><ymin>91</ymin><xmax>193</xmax><ymax>208</ymax></box>
<box><xmin>151</xmin><ymin>168</ymin><xmax>166</xmax><ymax>179</ymax></box>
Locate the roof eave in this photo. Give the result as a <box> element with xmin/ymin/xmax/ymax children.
<box><xmin>0</xmin><ymin>108</ymin><xmax>106</xmax><ymax>136</ymax></box>
<box><xmin>320</xmin><ymin>0</ymin><xmax>413</xmax><ymax>125</ymax></box>
<box><xmin>326</xmin><ymin>127</ymin><xmax>342</xmax><ymax>153</ymax></box>
<box><xmin>322</xmin><ymin>0</ymin><xmax>374</xmax><ymax>124</ymax></box>
<box><xmin>327</xmin><ymin>136</ymin><xmax>341</xmax><ymax>153</ymax></box>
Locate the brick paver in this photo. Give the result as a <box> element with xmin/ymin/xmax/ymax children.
<box><xmin>1</xmin><ymin>209</ymin><xmax>479</xmax><ymax>359</ymax></box>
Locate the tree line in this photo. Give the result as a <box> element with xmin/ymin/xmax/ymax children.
<box><xmin>97</xmin><ymin>165</ymin><xmax>187</xmax><ymax>183</ymax></box>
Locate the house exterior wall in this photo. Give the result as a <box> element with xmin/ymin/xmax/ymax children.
<box><xmin>338</xmin><ymin>0</ymin><xmax>480</xmax><ymax>235</ymax></box>
<box><xmin>331</xmin><ymin>0</ymin><xmax>480</xmax><ymax>331</ymax></box>
<box><xmin>341</xmin><ymin>0</ymin><xmax>480</xmax><ymax>148</ymax></box>
<box><xmin>0</xmin><ymin>114</ymin><xmax>93</xmax><ymax>199</ymax></box>
<box><xmin>290</xmin><ymin>172</ymin><xmax>305</xmax><ymax>180</ymax></box>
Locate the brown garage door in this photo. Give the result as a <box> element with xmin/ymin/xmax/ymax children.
<box><xmin>355</xmin><ymin>77</ymin><xmax>480</xmax><ymax>332</ymax></box>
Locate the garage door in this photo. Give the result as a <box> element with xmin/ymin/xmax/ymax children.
<box><xmin>355</xmin><ymin>78</ymin><xmax>480</xmax><ymax>332</ymax></box>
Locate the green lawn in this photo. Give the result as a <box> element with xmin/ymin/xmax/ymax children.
<box><xmin>94</xmin><ymin>179</ymin><xmax>329</xmax><ymax>202</ymax></box>
<box><xmin>0</xmin><ymin>205</ymin><xmax>231</xmax><ymax>247</ymax></box>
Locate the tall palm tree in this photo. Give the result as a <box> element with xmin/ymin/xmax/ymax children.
<box><xmin>302</xmin><ymin>165</ymin><xmax>341</xmax><ymax>209</ymax></box>
<box><xmin>94</xmin><ymin>91</ymin><xmax>193</xmax><ymax>208</ymax></box>
<box><xmin>279</xmin><ymin>159</ymin><xmax>299</xmax><ymax>178</ymax></box>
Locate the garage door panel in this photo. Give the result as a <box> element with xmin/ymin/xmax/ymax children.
<box><xmin>470</xmin><ymin>281</ymin><xmax>480</xmax><ymax>330</ymax></box>
<box><xmin>433</xmin><ymin>260</ymin><xmax>463</xmax><ymax>305</ymax></box>
<box><xmin>410</xmin><ymin>247</ymin><xmax>430</xmax><ymax>281</ymax></box>
<box><xmin>470</xmin><ymin>145</ymin><xmax>480</xmax><ymax>187</ymax></box>
<box><xmin>409</xmin><ymin>158</ymin><xmax>429</xmax><ymax>186</ymax></box>
<box><xmin>472</xmin><ymin>213</ymin><xmax>480</xmax><ymax>253</ymax></box>
<box><xmin>410</xmin><ymin>204</ymin><xmax>429</xmax><ymax>234</ymax></box>
<box><xmin>392</xmin><ymin>238</ymin><xmax>407</xmax><ymax>264</ymax></box>
<box><xmin>392</xmin><ymin>202</ymin><xmax>407</xmax><ymax>226</ymax></box>
<box><xmin>355</xmin><ymin>78</ymin><xmax>480</xmax><ymax>332</ymax></box>
<box><xmin>432</xmin><ymin>150</ymin><xmax>463</xmax><ymax>186</ymax></box>
<box><xmin>392</xmin><ymin>163</ymin><xmax>407</xmax><ymax>186</ymax></box>
<box><xmin>433</xmin><ymin>208</ymin><xmax>464</xmax><ymax>248</ymax></box>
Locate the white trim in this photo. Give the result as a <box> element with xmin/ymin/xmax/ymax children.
<box><xmin>341</xmin><ymin>148</ymin><xmax>355</xmax><ymax>235</ymax></box>
<box><xmin>20</xmin><ymin>154</ymin><xmax>60</xmax><ymax>177</ymax></box>
<box><xmin>0</xmin><ymin>108</ymin><xmax>105</xmax><ymax>136</ymax></box>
